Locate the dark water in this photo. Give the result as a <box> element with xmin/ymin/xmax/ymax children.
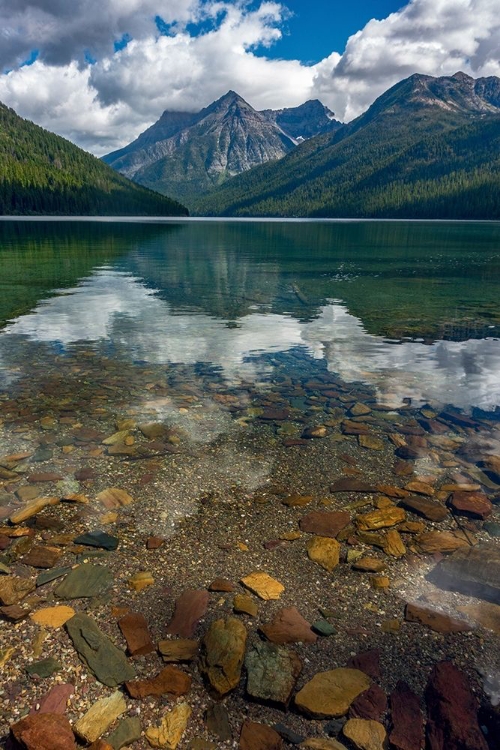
<box><xmin>1</xmin><ymin>218</ymin><xmax>500</xmax><ymax>411</ymax></box>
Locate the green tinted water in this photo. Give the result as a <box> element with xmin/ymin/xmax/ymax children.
<box><xmin>1</xmin><ymin>218</ymin><xmax>499</xmax><ymax>410</ymax></box>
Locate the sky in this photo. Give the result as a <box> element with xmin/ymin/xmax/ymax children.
<box><xmin>0</xmin><ymin>0</ymin><xmax>499</xmax><ymax>155</ymax></box>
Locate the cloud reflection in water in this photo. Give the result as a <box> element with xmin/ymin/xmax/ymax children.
<box><xmin>2</xmin><ymin>268</ymin><xmax>500</xmax><ymax>411</ymax></box>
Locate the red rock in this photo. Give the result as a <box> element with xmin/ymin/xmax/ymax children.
<box><xmin>282</xmin><ymin>438</ymin><xmax>308</xmax><ymax>447</ymax></box>
<box><xmin>389</xmin><ymin>680</ymin><xmax>424</xmax><ymax>750</ymax></box>
<box><xmin>330</xmin><ymin>479</ymin><xmax>375</xmax><ymax>492</ymax></box>
<box><xmin>0</xmin><ymin>534</ymin><xmax>11</xmax><ymax>550</ymax></box>
<box><xmin>405</xmin><ymin>603</ymin><xmax>472</xmax><ymax>633</ymax></box>
<box><xmin>299</xmin><ymin>511</ymin><xmax>350</xmax><ymax>538</ymax></box>
<box><xmin>260</xmin><ymin>606</ymin><xmax>317</xmax><ymax>644</ymax></box>
<box><xmin>425</xmin><ymin>661</ymin><xmax>488</xmax><ymax>750</ymax></box>
<box><xmin>166</xmin><ymin>589</ymin><xmax>209</xmax><ymax>638</ymax></box>
<box><xmin>346</xmin><ymin>649</ymin><xmax>381</xmax><ymax>679</ymax></box>
<box><xmin>239</xmin><ymin>720</ymin><xmax>283</xmax><ymax>749</ymax></box>
<box><xmin>118</xmin><ymin>612</ymin><xmax>155</xmax><ymax>656</ymax></box>
<box><xmin>146</xmin><ymin>536</ymin><xmax>164</xmax><ymax>550</ymax></box>
<box><xmin>0</xmin><ymin>604</ymin><xmax>30</xmax><ymax>621</ymax></box>
<box><xmin>400</xmin><ymin>496</ymin><xmax>449</xmax><ymax>522</ymax></box>
<box><xmin>125</xmin><ymin>665</ymin><xmax>191</xmax><ymax>698</ymax></box>
<box><xmin>30</xmin><ymin>684</ymin><xmax>74</xmax><ymax>715</ymax></box>
<box><xmin>10</xmin><ymin>713</ymin><xmax>76</xmax><ymax>750</ymax></box>
<box><xmin>27</xmin><ymin>473</ymin><xmax>63</xmax><ymax>483</ymax></box>
<box><xmin>448</xmin><ymin>491</ymin><xmax>492</xmax><ymax>520</ymax></box>
<box><xmin>74</xmin><ymin>467</ymin><xmax>96</xmax><ymax>481</ymax></box>
<box><xmin>208</xmin><ymin>578</ymin><xmax>234</xmax><ymax>592</ymax></box>
<box><xmin>349</xmin><ymin>684</ymin><xmax>387</xmax><ymax>721</ymax></box>
<box><xmin>22</xmin><ymin>545</ymin><xmax>61</xmax><ymax>569</ymax></box>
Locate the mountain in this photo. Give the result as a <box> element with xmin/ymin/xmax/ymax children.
<box><xmin>0</xmin><ymin>102</ymin><xmax>188</xmax><ymax>216</ymax></box>
<box><xmin>196</xmin><ymin>72</ymin><xmax>500</xmax><ymax>219</ymax></box>
<box><xmin>102</xmin><ymin>92</ymin><xmax>341</xmax><ymax>206</ymax></box>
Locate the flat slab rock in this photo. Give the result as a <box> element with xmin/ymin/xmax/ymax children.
<box><xmin>166</xmin><ymin>589</ymin><xmax>209</xmax><ymax>637</ymax></box>
<box><xmin>425</xmin><ymin>661</ymin><xmax>488</xmax><ymax>750</ymax></box>
<box><xmin>245</xmin><ymin>641</ymin><xmax>302</xmax><ymax>707</ymax></box>
<box><xmin>74</xmin><ymin>691</ymin><xmax>126</xmax><ymax>744</ymax></box>
<box><xmin>348</xmin><ymin>684</ymin><xmax>387</xmax><ymax>721</ymax></box>
<box><xmin>240</xmin><ymin>572</ymin><xmax>284</xmax><ymax>600</ymax></box>
<box><xmin>427</xmin><ymin>542</ymin><xmax>500</xmax><ymax>603</ymax></box>
<box><xmin>118</xmin><ymin>611</ymin><xmax>155</xmax><ymax>656</ymax></box>
<box><xmin>295</xmin><ymin>668</ymin><xmax>371</xmax><ymax>718</ymax></box>
<box><xmin>260</xmin><ymin>606</ymin><xmax>317</xmax><ymax>645</ymax></box>
<box><xmin>30</xmin><ymin>684</ymin><xmax>74</xmax><ymax>716</ymax></box>
<box><xmin>447</xmin><ymin>490</ymin><xmax>493</xmax><ymax>519</ymax></box>
<box><xmin>299</xmin><ymin>511</ymin><xmax>351</xmax><ymax>538</ymax></box>
<box><xmin>125</xmin><ymin>665</ymin><xmax>192</xmax><ymax>698</ymax></box>
<box><xmin>54</xmin><ymin>563</ymin><xmax>113</xmax><ymax>599</ymax></box>
<box><xmin>66</xmin><ymin>612</ymin><xmax>136</xmax><ymax>687</ymax></box>
<box><xmin>405</xmin><ymin>602</ymin><xmax>472</xmax><ymax>633</ymax></box>
<box><xmin>399</xmin><ymin>496</ymin><xmax>449</xmax><ymax>522</ymax></box>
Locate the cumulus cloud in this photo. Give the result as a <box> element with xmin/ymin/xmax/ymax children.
<box><xmin>0</xmin><ymin>0</ymin><xmax>499</xmax><ymax>154</ymax></box>
<box><xmin>314</xmin><ymin>0</ymin><xmax>500</xmax><ymax>121</ymax></box>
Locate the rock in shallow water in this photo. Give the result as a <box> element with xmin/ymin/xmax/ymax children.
<box><xmin>10</xmin><ymin>713</ymin><xmax>76</xmax><ymax>750</ymax></box>
<box><xmin>427</xmin><ymin>542</ymin><xmax>500</xmax><ymax>603</ymax></box>
<box><xmin>425</xmin><ymin>661</ymin><xmax>488</xmax><ymax>750</ymax></box>
<box><xmin>295</xmin><ymin>668</ymin><xmax>371</xmax><ymax>718</ymax></box>
<box><xmin>200</xmin><ymin>617</ymin><xmax>247</xmax><ymax>696</ymax></box>
<box><xmin>245</xmin><ymin>641</ymin><xmax>302</xmax><ymax>706</ymax></box>
<box><xmin>65</xmin><ymin>613</ymin><xmax>136</xmax><ymax>687</ymax></box>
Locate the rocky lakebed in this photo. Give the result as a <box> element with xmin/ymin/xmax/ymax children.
<box><xmin>0</xmin><ymin>348</ymin><xmax>499</xmax><ymax>750</ymax></box>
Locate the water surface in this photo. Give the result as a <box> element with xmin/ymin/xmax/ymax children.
<box><xmin>1</xmin><ymin>218</ymin><xmax>499</xmax><ymax>412</ymax></box>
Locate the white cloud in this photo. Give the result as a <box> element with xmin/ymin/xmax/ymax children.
<box><xmin>0</xmin><ymin>0</ymin><xmax>499</xmax><ymax>154</ymax></box>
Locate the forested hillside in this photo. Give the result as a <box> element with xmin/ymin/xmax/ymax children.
<box><xmin>196</xmin><ymin>73</ymin><xmax>500</xmax><ymax>219</ymax></box>
<box><xmin>0</xmin><ymin>103</ymin><xmax>188</xmax><ymax>216</ymax></box>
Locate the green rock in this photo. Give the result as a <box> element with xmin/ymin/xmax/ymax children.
<box><xmin>36</xmin><ymin>567</ymin><xmax>72</xmax><ymax>587</ymax></box>
<box><xmin>245</xmin><ymin>641</ymin><xmax>302</xmax><ymax>706</ymax></box>
<box><xmin>31</xmin><ymin>448</ymin><xmax>53</xmax><ymax>462</ymax></box>
<box><xmin>73</xmin><ymin>531</ymin><xmax>119</xmax><ymax>551</ymax></box>
<box><xmin>55</xmin><ymin>563</ymin><xmax>113</xmax><ymax>599</ymax></box>
<box><xmin>26</xmin><ymin>657</ymin><xmax>62</xmax><ymax>678</ymax></box>
<box><xmin>107</xmin><ymin>716</ymin><xmax>142</xmax><ymax>749</ymax></box>
<box><xmin>312</xmin><ymin>619</ymin><xmax>336</xmax><ymax>636</ymax></box>
<box><xmin>66</xmin><ymin>613</ymin><xmax>136</xmax><ymax>687</ymax></box>
<box><xmin>484</xmin><ymin>522</ymin><xmax>500</xmax><ymax>538</ymax></box>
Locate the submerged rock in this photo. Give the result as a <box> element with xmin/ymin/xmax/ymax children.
<box><xmin>295</xmin><ymin>668</ymin><xmax>371</xmax><ymax>718</ymax></box>
<box><xmin>200</xmin><ymin>617</ymin><xmax>247</xmax><ymax>696</ymax></box>
<box><xmin>427</xmin><ymin>542</ymin><xmax>500</xmax><ymax>603</ymax></box>
<box><xmin>245</xmin><ymin>641</ymin><xmax>302</xmax><ymax>706</ymax></box>
<box><xmin>66</xmin><ymin>613</ymin><xmax>136</xmax><ymax>687</ymax></box>
<box><xmin>425</xmin><ymin>661</ymin><xmax>488</xmax><ymax>750</ymax></box>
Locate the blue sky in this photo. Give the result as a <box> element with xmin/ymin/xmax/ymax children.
<box><xmin>0</xmin><ymin>0</ymin><xmax>497</xmax><ymax>154</ymax></box>
<box><xmin>264</xmin><ymin>1</ymin><xmax>405</xmax><ymax>63</ymax></box>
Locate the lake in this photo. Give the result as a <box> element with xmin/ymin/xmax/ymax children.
<box><xmin>1</xmin><ymin>218</ymin><xmax>500</xmax><ymax>412</ymax></box>
<box><xmin>1</xmin><ymin>218</ymin><xmax>500</xmax><ymax>742</ymax></box>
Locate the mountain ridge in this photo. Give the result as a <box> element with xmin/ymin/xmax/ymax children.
<box><xmin>102</xmin><ymin>92</ymin><xmax>342</xmax><ymax>205</ymax></box>
<box><xmin>195</xmin><ymin>72</ymin><xmax>500</xmax><ymax>219</ymax></box>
